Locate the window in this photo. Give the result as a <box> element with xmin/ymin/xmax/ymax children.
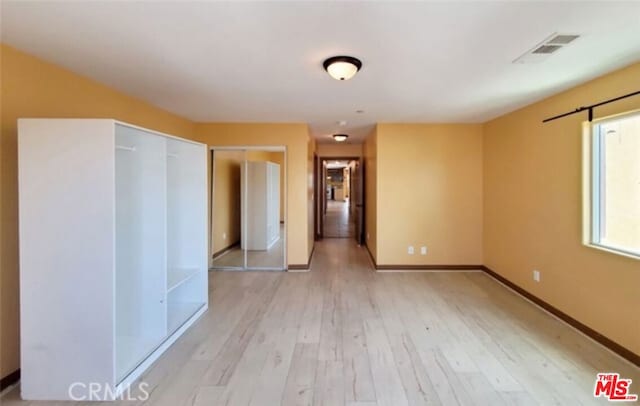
<box><xmin>585</xmin><ymin>111</ymin><xmax>640</xmax><ymax>258</ymax></box>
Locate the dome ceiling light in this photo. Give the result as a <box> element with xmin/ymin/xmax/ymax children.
<box><xmin>323</xmin><ymin>56</ymin><xmax>362</xmax><ymax>81</ymax></box>
<box><xmin>333</xmin><ymin>134</ymin><xmax>349</xmax><ymax>142</ymax></box>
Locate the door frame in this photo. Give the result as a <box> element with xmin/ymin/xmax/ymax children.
<box><xmin>209</xmin><ymin>145</ymin><xmax>287</xmax><ymax>271</ymax></box>
<box><xmin>316</xmin><ymin>156</ymin><xmax>363</xmax><ymax>241</ymax></box>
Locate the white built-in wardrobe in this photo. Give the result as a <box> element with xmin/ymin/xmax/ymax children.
<box><xmin>18</xmin><ymin>119</ymin><xmax>208</xmax><ymax>401</ymax></box>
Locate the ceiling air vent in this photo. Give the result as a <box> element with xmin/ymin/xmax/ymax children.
<box><xmin>532</xmin><ymin>45</ymin><xmax>562</xmax><ymax>54</ymax></box>
<box><xmin>513</xmin><ymin>33</ymin><xmax>580</xmax><ymax>64</ymax></box>
<box><xmin>547</xmin><ymin>34</ymin><xmax>580</xmax><ymax>45</ymax></box>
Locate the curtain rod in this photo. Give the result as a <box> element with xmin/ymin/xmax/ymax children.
<box><xmin>542</xmin><ymin>90</ymin><xmax>640</xmax><ymax>123</ymax></box>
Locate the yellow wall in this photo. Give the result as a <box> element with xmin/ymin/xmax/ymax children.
<box><xmin>212</xmin><ymin>151</ymin><xmax>243</xmax><ymax>255</ymax></box>
<box><xmin>483</xmin><ymin>62</ymin><xmax>640</xmax><ymax>356</ymax></box>
<box><xmin>364</xmin><ymin>128</ymin><xmax>378</xmax><ymax>259</ymax></box>
<box><xmin>375</xmin><ymin>124</ymin><xmax>484</xmax><ymax>265</ymax></box>
<box><xmin>0</xmin><ymin>44</ymin><xmax>196</xmax><ymax>379</ymax></box>
<box><xmin>193</xmin><ymin>123</ymin><xmax>314</xmax><ymax>266</ymax></box>
<box><xmin>316</xmin><ymin>143</ymin><xmax>363</xmax><ymax>157</ymax></box>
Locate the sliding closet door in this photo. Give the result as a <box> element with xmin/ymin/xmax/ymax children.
<box><xmin>211</xmin><ymin>150</ymin><xmax>246</xmax><ymax>269</ymax></box>
<box><xmin>114</xmin><ymin>125</ymin><xmax>167</xmax><ymax>382</ymax></box>
<box><xmin>210</xmin><ymin>148</ymin><xmax>285</xmax><ymax>271</ymax></box>
<box><xmin>245</xmin><ymin>150</ymin><xmax>285</xmax><ymax>270</ymax></box>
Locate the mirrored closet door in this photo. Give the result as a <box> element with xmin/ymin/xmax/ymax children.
<box><xmin>210</xmin><ymin>148</ymin><xmax>286</xmax><ymax>271</ymax></box>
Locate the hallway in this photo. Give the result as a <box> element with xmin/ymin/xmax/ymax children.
<box><xmin>323</xmin><ymin>200</ymin><xmax>355</xmax><ymax>238</ymax></box>
<box><xmin>4</xmin><ymin>239</ymin><xmax>638</xmax><ymax>405</ymax></box>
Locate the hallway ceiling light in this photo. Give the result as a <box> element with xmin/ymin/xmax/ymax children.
<box><xmin>333</xmin><ymin>134</ymin><xmax>349</xmax><ymax>142</ymax></box>
<box><xmin>323</xmin><ymin>56</ymin><xmax>362</xmax><ymax>81</ymax></box>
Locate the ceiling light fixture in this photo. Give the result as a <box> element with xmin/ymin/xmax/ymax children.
<box><xmin>333</xmin><ymin>134</ymin><xmax>349</xmax><ymax>142</ymax></box>
<box><xmin>323</xmin><ymin>56</ymin><xmax>362</xmax><ymax>81</ymax></box>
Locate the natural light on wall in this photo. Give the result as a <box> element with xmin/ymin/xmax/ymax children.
<box><xmin>583</xmin><ymin>111</ymin><xmax>640</xmax><ymax>259</ymax></box>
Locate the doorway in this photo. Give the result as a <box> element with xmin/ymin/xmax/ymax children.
<box><xmin>209</xmin><ymin>147</ymin><xmax>287</xmax><ymax>271</ymax></box>
<box><xmin>317</xmin><ymin>157</ymin><xmax>364</xmax><ymax>244</ymax></box>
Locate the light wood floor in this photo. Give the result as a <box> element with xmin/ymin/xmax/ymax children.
<box><xmin>211</xmin><ymin>225</ymin><xmax>285</xmax><ymax>269</ymax></box>
<box><xmin>324</xmin><ymin>200</ymin><xmax>355</xmax><ymax>238</ymax></box>
<box><xmin>4</xmin><ymin>239</ymin><xmax>639</xmax><ymax>405</ymax></box>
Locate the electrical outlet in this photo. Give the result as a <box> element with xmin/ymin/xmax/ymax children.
<box><xmin>408</xmin><ymin>246</ymin><xmax>414</xmax><ymax>255</ymax></box>
<box><xmin>533</xmin><ymin>270</ymin><xmax>541</xmax><ymax>282</ymax></box>
<box><xmin>421</xmin><ymin>246</ymin><xmax>427</xmax><ymax>255</ymax></box>
<box><xmin>223</xmin><ymin>232</ymin><xmax>227</xmax><ymax>240</ymax></box>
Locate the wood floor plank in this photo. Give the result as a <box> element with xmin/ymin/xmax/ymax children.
<box><xmin>499</xmin><ymin>390</ymin><xmax>540</xmax><ymax>406</ymax></box>
<box><xmin>192</xmin><ymin>274</ymin><xmax>274</xmax><ymax>361</ymax></box>
<box><xmin>341</xmin><ymin>275</ymin><xmax>376</xmax><ymax>403</ymax></box>
<box><xmin>249</xmin><ymin>327</ymin><xmax>298</xmax><ymax>406</ymax></box>
<box><xmin>317</xmin><ymin>277</ymin><xmax>344</xmax><ymax>362</ymax></box>
<box><xmin>211</xmin><ymin>329</ymin><xmax>274</xmax><ymax>406</ymax></box>
<box><xmin>371</xmin><ymin>276</ymin><xmax>442</xmax><ymax>406</ymax></box>
<box><xmin>144</xmin><ymin>360</ymin><xmax>210</xmax><ymax>406</ymax></box>
<box><xmin>297</xmin><ymin>272</ymin><xmax>325</xmax><ymax>343</ymax></box>
<box><xmin>360</xmin><ymin>284</ymin><xmax>409</xmax><ymax>406</ymax></box>
<box><xmin>444</xmin><ymin>277</ymin><xmax>586</xmax><ymax>405</ymax></box>
<box><xmin>282</xmin><ymin>343</ymin><xmax>319</xmax><ymax>406</ymax></box>
<box><xmin>191</xmin><ymin>386</ymin><xmax>225</xmax><ymax>406</ymax></box>
<box><xmin>456</xmin><ymin>372</ymin><xmax>508</xmax><ymax>406</ymax></box>
<box><xmin>422</xmin><ymin>273</ymin><xmax>525</xmax><ymax>393</ymax></box>
<box><xmin>202</xmin><ymin>275</ymin><xmax>281</xmax><ymax>385</ymax></box>
<box><xmin>313</xmin><ymin>360</ymin><xmax>345</xmax><ymax>406</ymax></box>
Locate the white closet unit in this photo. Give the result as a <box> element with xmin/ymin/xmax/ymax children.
<box><xmin>241</xmin><ymin>161</ymin><xmax>280</xmax><ymax>250</ymax></box>
<box><xmin>18</xmin><ymin>119</ymin><xmax>208</xmax><ymax>401</ymax></box>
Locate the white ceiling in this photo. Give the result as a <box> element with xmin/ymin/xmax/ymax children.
<box><xmin>2</xmin><ymin>1</ymin><xmax>640</xmax><ymax>143</ymax></box>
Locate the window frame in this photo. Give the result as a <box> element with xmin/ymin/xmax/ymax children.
<box><xmin>583</xmin><ymin>110</ymin><xmax>640</xmax><ymax>260</ymax></box>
